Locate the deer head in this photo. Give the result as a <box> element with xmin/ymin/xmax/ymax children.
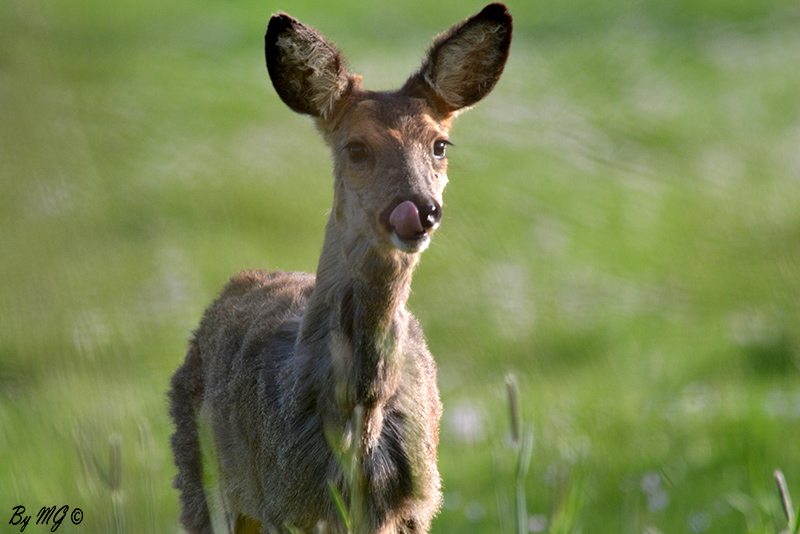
<box><xmin>265</xmin><ymin>4</ymin><xmax>512</xmax><ymax>257</ymax></box>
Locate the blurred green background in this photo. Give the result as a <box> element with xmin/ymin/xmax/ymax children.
<box><xmin>2</xmin><ymin>0</ymin><xmax>799</xmax><ymax>532</ymax></box>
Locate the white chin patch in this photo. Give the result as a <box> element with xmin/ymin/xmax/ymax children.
<box><xmin>391</xmin><ymin>231</ymin><xmax>431</xmax><ymax>254</ymax></box>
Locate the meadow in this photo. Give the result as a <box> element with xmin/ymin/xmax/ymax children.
<box><xmin>1</xmin><ymin>0</ymin><xmax>799</xmax><ymax>532</ymax></box>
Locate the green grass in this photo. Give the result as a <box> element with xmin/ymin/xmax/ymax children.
<box><xmin>2</xmin><ymin>0</ymin><xmax>799</xmax><ymax>532</ymax></box>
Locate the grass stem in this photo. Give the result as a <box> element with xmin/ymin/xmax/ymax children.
<box><xmin>774</xmin><ymin>469</ymin><xmax>799</xmax><ymax>534</ymax></box>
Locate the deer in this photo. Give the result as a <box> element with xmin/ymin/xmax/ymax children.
<box><xmin>168</xmin><ymin>4</ymin><xmax>512</xmax><ymax>533</ymax></box>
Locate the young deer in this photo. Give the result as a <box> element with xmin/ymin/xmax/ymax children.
<box><xmin>169</xmin><ymin>4</ymin><xmax>512</xmax><ymax>533</ymax></box>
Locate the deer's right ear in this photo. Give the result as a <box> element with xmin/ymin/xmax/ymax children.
<box><xmin>265</xmin><ymin>14</ymin><xmax>357</xmax><ymax>120</ymax></box>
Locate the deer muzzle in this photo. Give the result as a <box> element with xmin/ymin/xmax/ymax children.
<box><xmin>387</xmin><ymin>199</ymin><xmax>442</xmax><ymax>253</ymax></box>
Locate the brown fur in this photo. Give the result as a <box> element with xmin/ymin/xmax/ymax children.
<box><xmin>169</xmin><ymin>4</ymin><xmax>512</xmax><ymax>533</ymax></box>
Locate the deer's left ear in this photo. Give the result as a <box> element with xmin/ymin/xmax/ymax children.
<box><xmin>402</xmin><ymin>3</ymin><xmax>512</xmax><ymax>116</ymax></box>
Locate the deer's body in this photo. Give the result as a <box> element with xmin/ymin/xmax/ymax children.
<box><xmin>169</xmin><ymin>5</ymin><xmax>511</xmax><ymax>533</ymax></box>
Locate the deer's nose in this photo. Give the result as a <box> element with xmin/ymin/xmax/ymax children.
<box><xmin>385</xmin><ymin>198</ymin><xmax>442</xmax><ymax>253</ymax></box>
<box><xmin>418</xmin><ymin>203</ymin><xmax>442</xmax><ymax>230</ymax></box>
<box><xmin>386</xmin><ymin>199</ymin><xmax>442</xmax><ymax>240</ymax></box>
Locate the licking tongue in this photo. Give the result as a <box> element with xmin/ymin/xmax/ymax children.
<box><xmin>389</xmin><ymin>201</ymin><xmax>424</xmax><ymax>240</ymax></box>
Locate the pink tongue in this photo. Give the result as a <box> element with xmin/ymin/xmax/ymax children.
<box><xmin>389</xmin><ymin>201</ymin><xmax>424</xmax><ymax>239</ymax></box>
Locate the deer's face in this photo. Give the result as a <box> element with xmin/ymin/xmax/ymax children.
<box><xmin>326</xmin><ymin>95</ymin><xmax>451</xmax><ymax>255</ymax></box>
<box><xmin>265</xmin><ymin>4</ymin><xmax>511</xmax><ymax>254</ymax></box>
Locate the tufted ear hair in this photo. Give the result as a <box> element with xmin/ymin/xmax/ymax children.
<box><xmin>402</xmin><ymin>3</ymin><xmax>513</xmax><ymax>116</ymax></box>
<box><xmin>265</xmin><ymin>13</ymin><xmax>360</xmax><ymax>119</ymax></box>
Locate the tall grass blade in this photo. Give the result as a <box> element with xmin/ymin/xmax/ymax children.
<box><xmin>506</xmin><ymin>374</ymin><xmax>534</xmax><ymax>534</ymax></box>
<box><xmin>774</xmin><ymin>469</ymin><xmax>799</xmax><ymax>534</ymax></box>
<box><xmin>515</xmin><ymin>424</ymin><xmax>534</xmax><ymax>534</ymax></box>
<box><xmin>328</xmin><ymin>481</ymin><xmax>352</xmax><ymax>532</ymax></box>
<box><xmin>549</xmin><ymin>466</ymin><xmax>586</xmax><ymax>534</ymax></box>
<box><xmin>109</xmin><ymin>435</ymin><xmax>125</xmax><ymax>534</ymax></box>
<box><xmin>506</xmin><ymin>374</ymin><xmax>521</xmax><ymax>446</ymax></box>
<box><xmin>348</xmin><ymin>405</ymin><xmax>366</xmax><ymax>533</ymax></box>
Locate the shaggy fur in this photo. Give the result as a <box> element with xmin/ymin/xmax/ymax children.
<box><xmin>169</xmin><ymin>4</ymin><xmax>512</xmax><ymax>533</ymax></box>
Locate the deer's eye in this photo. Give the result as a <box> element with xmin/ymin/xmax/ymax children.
<box><xmin>433</xmin><ymin>139</ymin><xmax>449</xmax><ymax>159</ymax></box>
<box><xmin>346</xmin><ymin>142</ymin><xmax>369</xmax><ymax>163</ymax></box>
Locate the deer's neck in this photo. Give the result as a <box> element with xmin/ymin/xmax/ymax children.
<box><xmin>297</xmin><ymin>216</ymin><xmax>418</xmax><ymax>414</ymax></box>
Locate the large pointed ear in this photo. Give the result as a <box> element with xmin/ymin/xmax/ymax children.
<box><xmin>402</xmin><ymin>3</ymin><xmax>512</xmax><ymax>116</ymax></box>
<box><xmin>265</xmin><ymin>14</ymin><xmax>359</xmax><ymax>119</ymax></box>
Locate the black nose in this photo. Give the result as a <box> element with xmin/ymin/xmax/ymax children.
<box><xmin>418</xmin><ymin>203</ymin><xmax>442</xmax><ymax>229</ymax></box>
